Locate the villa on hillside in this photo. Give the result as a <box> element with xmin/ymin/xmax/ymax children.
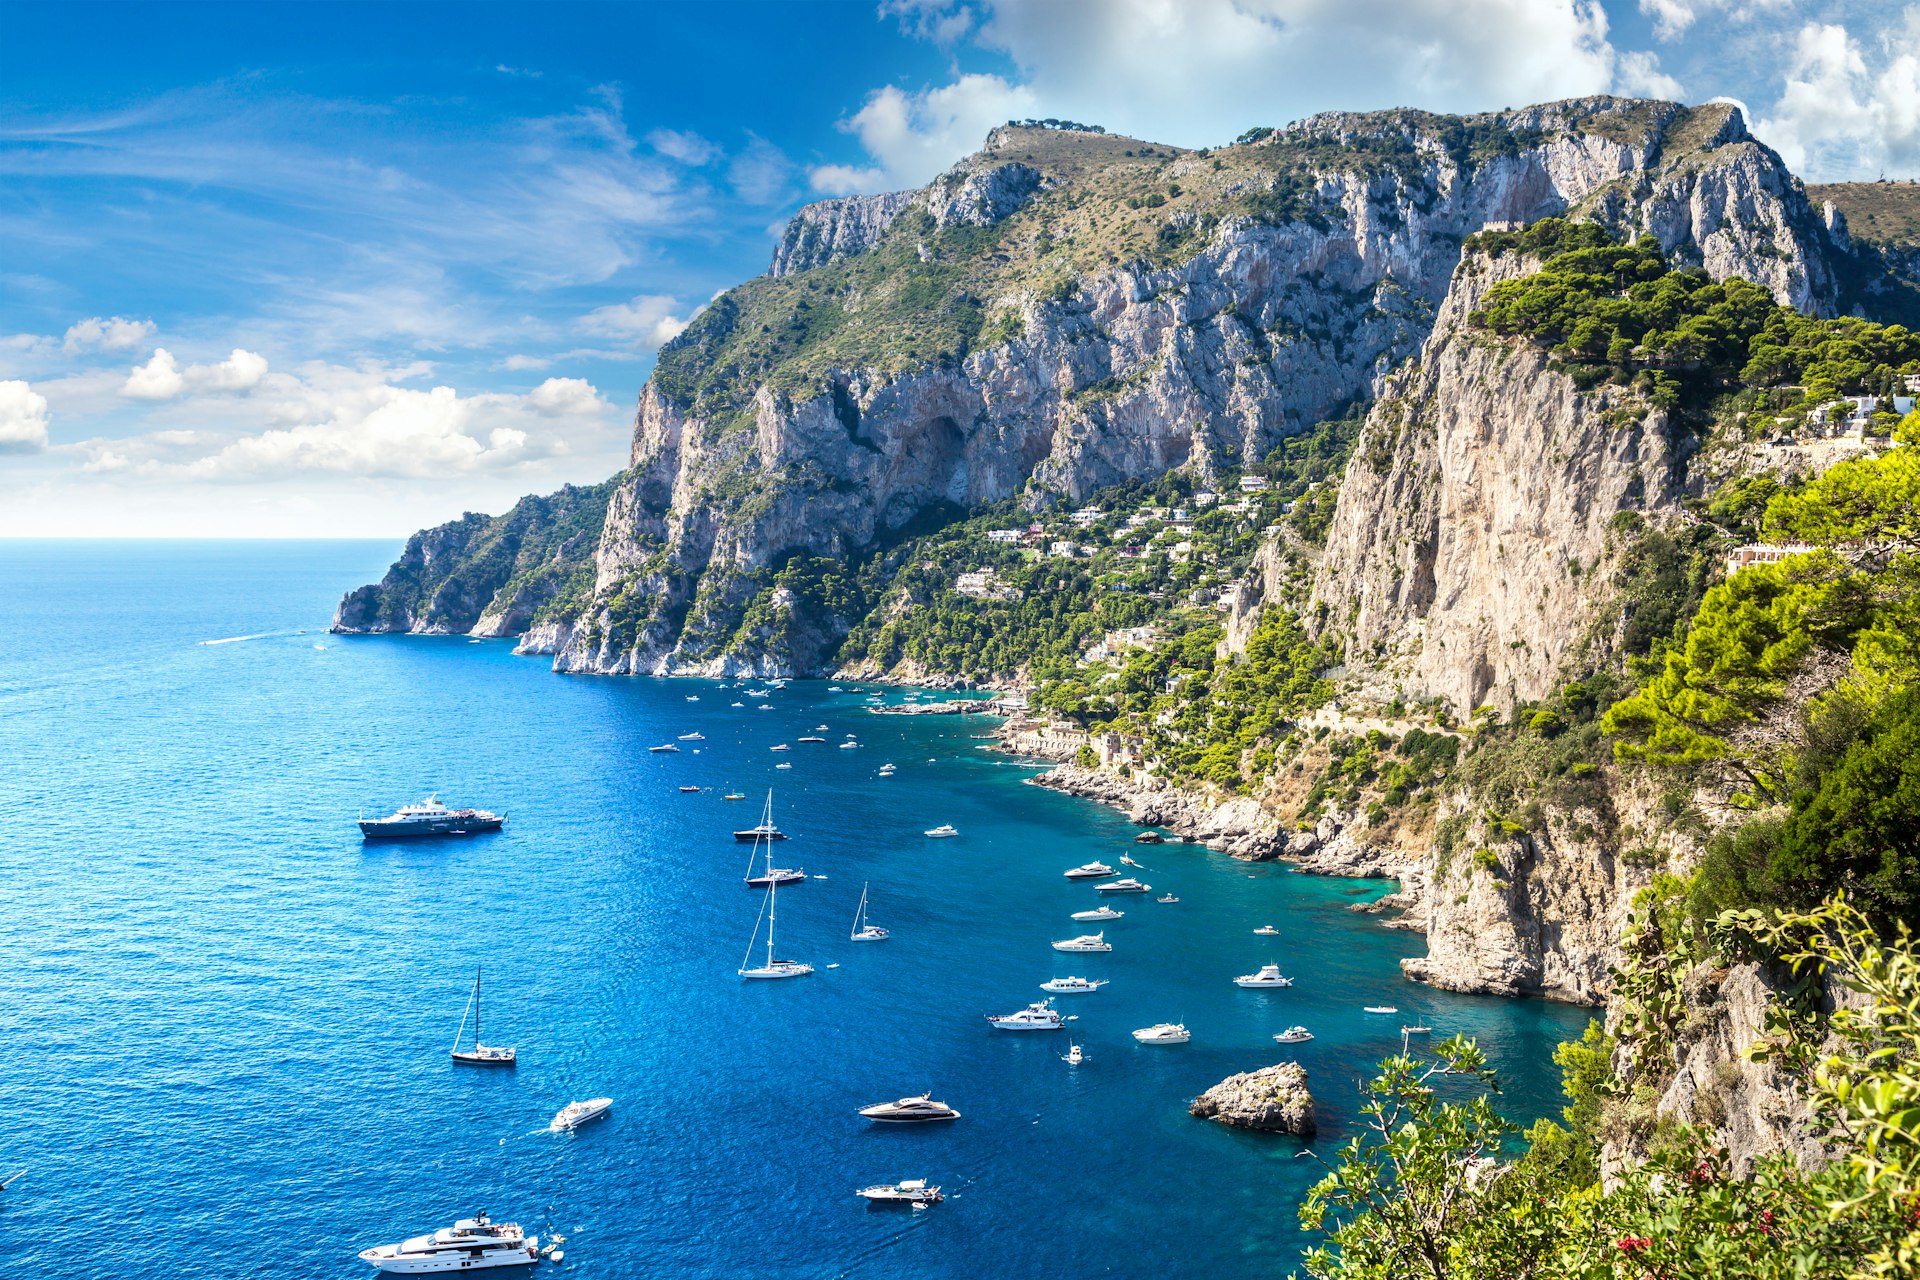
<box><xmin>956</xmin><ymin>568</ymin><xmax>1021</xmax><ymax>600</ymax></box>
<box><xmin>985</xmin><ymin>528</ymin><xmax>1022</xmax><ymax>543</ymax></box>
<box><xmin>1083</xmin><ymin>623</ymin><xmax>1165</xmax><ymax>663</ymax></box>
<box><xmin>1238</xmin><ymin>475</ymin><xmax>1270</xmax><ymax>492</ymax></box>
<box><xmin>1726</xmin><ymin>542</ymin><xmax>1817</xmax><ymax>575</ymax></box>
<box><xmin>1070</xmin><ymin>506</ymin><xmax>1103</xmax><ymax>526</ymax></box>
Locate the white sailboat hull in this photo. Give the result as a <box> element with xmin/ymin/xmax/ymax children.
<box><xmin>739</xmin><ymin>963</ymin><xmax>813</xmax><ymax>979</ymax></box>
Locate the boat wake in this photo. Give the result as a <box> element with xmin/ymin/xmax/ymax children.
<box><xmin>199</xmin><ymin>630</ymin><xmax>298</xmax><ymax>646</ymax></box>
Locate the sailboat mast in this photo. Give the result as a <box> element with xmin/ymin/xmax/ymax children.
<box><xmin>766</xmin><ymin>877</ymin><xmax>778</xmax><ymax>966</ymax></box>
<box><xmin>473</xmin><ymin>968</ymin><xmax>481</xmax><ymax>1047</ymax></box>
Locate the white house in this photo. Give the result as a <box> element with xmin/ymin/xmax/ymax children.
<box><xmin>1070</xmin><ymin>506</ymin><xmax>1103</xmax><ymax>526</ymax></box>
<box><xmin>1238</xmin><ymin>475</ymin><xmax>1270</xmax><ymax>492</ymax></box>
<box><xmin>1193</xmin><ymin>491</ymin><xmax>1218</xmax><ymax>507</ymax></box>
<box><xmin>956</xmin><ymin>569</ymin><xmax>1020</xmax><ymax>600</ymax></box>
<box><xmin>1726</xmin><ymin>542</ymin><xmax>1816</xmax><ymax>575</ymax></box>
<box><xmin>985</xmin><ymin>529</ymin><xmax>1022</xmax><ymax>544</ymax></box>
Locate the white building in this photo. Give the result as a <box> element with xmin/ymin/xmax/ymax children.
<box><xmin>985</xmin><ymin>529</ymin><xmax>1022</xmax><ymax>544</ymax></box>
<box><xmin>1238</xmin><ymin>475</ymin><xmax>1270</xmax><ymax>492</ymax></box>
<box><xmin>1070</xmin><ymin>506</ymin><xmax>1103</xmax><ymax>526</ymax></box>
<box><xmin>1193</xmin><ymin>491</ymin><xmax>1218</xmax><ymax>507</ymax></box>
<box><xmin>1725</xmin><ymin>542</ymin><xmax>1816</xmax><ymax>575</ymax></box>
<box><xmin>956</xmin><ymin>569</ymin><xmax>1021</xmax><ymax>600</ymax></box>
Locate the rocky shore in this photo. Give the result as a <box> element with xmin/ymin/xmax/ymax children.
<box><xmin>1190</xmin><ymin>1062</ymin><xmax>1316</xmax><ymax>1135</ymax></box>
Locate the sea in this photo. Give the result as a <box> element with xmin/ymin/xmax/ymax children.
<box><xmin>0</xmin><ymin>541</ymin><xmax>1592</xmax><ymax>1279</ymax></box>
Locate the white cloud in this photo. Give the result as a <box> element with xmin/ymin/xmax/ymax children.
<box><xmin>817</xmin><ymin>1</ymin><xmax>1688</xmax><ymax>192</ymax></box>
<box><xmin>0</xmin><ymin>380</ymin><xmax>51</xmax><ymax>453</ymax></box>
<box><xmin>63</xmin><ymin>316</ymin><xmax>156</xmax><ymax>354</ymax></box>
<box><xmin>647</xmin><ymin>128</ymin><xmax>719</xmax><ymax>165</ymax></box>
<box><xmin>122</xmin><ymin>349</ymin><xmax>184</xmax><ymax>400</ymax></box>
<box><xmin>1639</xmin><ymin>0</ymin><xmax>1792</xmax><ymax>43</ymax></box>
<box><xmin>577</xmin><ymin>294</ymin><xmax>692</xmax><ymax>349</ymax></box>
<box><xmin>1750</xmin><ymin>16</ymin><xmax>1920</xmax><ymax>180</ymax></box>
<box><xmin>728</xmin><ymin>135</ymin><xmax>797</xmax><ymax>205</ymax></box>
<box><xmin>120</xmin><ymin>347</ymin><xmax>269</xmax><ymax>401</ymax></box>
<box><xmin>84</xmin><ymin>370</ymin><xmax>615</xmax><ymax>481</ymax></box>
<box><xmin>502</xmin><ymin>353</ymin><xmax>551</xmax><ymax>371</ymax></box>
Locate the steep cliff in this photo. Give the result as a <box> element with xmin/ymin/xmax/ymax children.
<box><xmin>544</xmin><ymin>98</ymin><xmax>1842</xmax><ymax>677</ymax></box>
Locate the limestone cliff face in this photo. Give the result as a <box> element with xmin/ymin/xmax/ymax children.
<box><xmin>556</xmin><ymin>98</ymin><xmax>1837</xmax><ymax>677</ymax></box>
<box><xmin>1310</xmin><ymin>253</ymin><xmax>1688</xmax><ymax>717</ymax></box>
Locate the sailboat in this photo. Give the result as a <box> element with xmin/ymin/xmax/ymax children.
<box><xmin>742</xmin><ymin>791</ymin><xmax>804</xmax><ymax>886</ymax></box>
<box><xmin>850</xmin><ymin>881</ymin><xmax>889</xmax><ymax>941</ymax></box>
<box><xmin>739</xmin><ymin>873</ymin><xmax>814</xmax><ymax>979</ymax></box>
<box><xmin>449</xmin><ymin>968</ymin><xmax>516</xmax><ymax>1066</ymax></box>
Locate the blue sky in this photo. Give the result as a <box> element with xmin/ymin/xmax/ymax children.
<box><xmin>2</xmin><ymin>0</ymin><xmax>1914</xmax><ymax>536</ymax></box>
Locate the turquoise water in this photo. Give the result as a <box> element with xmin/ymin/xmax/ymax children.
<box><xmin>0</xmin><ymin>541</ymin><xmax>1592</xmax><ymax>1279</ymax></box>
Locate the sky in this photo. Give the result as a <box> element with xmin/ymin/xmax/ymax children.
<box><xmin>3</xmin><ymin>0</ymin><xmax>1918</xmax><ymax>538</ymax></box>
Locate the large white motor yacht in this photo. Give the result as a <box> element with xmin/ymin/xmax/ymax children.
<box><xmin>1234</xmin><ymin>965</ymin><xmax>1295</xmax><ymax>989</ymax></box>
<box><xmin>1039</xmin><ymin>976</ymin><xmax>1108</xmax><ymax>993</ymax></box>
<box><xmin>549</xmin><ymin>1097</ymin><xmax>613</xmax><ymax>1131</ymax></box>
<box><xmin>1051</xmin><ymin>932</ymin><xmax>1112</xmax><ymax>952</ymax></box>
<box><xmin>923</xmin><ymin>823</ymin><xmax>957</xmax><ymax>837</ymax></box>
<box><xmin>1131</xmin><ymin>1023</ymin><xmax>1191</xmax><ymax>1045</ymax></box>
<box><xmin>1095</xmin><ymin>878</ymin><xmax>1150</xmax><ymax>894</ymax></box>
<box><xmin>858</xmin><ymin>1093</ymin><xmax>961</xmax><ymax>1123</ymax></box>
<box><xmin>1062</xmin><ymin>862</ymin><xmax>1116</xmax><ymax>879</ymax></box>
<box><xmin>1071</xmin><ymin>905</ymin><xmax>1123</xmax><ymax>922</ymax></box>
<box><xmin>984</xmin><ymin>999</ymin><xmax>1067</xmax><ymax>1031</ymax></box>
<box><xmin>357</xmin><ymin>1210</ymin><xmax>540</xmax><ymax>1273</ymax></box>
<box><xmin>856</xmin><ymin>1179</ymin><xmax>943</xmax><ymax>1205</ymax></box>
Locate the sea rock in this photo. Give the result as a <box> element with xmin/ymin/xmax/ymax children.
<box><xmin>1190</xmin><ymin>1062</ymin><xmax>1316</xmax><ymax>1135</ymax></box>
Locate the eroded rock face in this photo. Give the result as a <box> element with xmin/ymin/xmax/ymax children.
<box><xmin>1190</xmin><ymin>1062</ymin><xmax>1316</xmax><ymax>1134</ymax></box>
<box><xmin>768</xmin><ymin>190</ymin><xmax>918</xmax><ymax>278</ymax></box>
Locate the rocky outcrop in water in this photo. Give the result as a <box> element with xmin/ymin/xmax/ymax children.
<box><xmin>1190</xmin><ymin>1062</ymin><xmax>1316</xmax><ymax>1134</ymax></box>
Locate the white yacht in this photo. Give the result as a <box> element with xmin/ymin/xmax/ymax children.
<box><xmin>770</xmin><ymin>744</ymin><xmax>790</xmax><ymax>752</ymax></box>
<box><xmin>1039</xmin><ymin>976</ymin><xmax>1107</xmax><ymax>994</ymax></box>
<box><xmin>1062</xmin><ymin>1043</ymin><xmax>1084</xmax><ymax>1065</ymax></box>
<box><xmin>1274</xmin><ymin>1026</ymin><xmax>1314</xmax><ymax>1044</ymax></box>
<box><xmin>858</xmin><ymin>1094</ymin><xmax>961</xmax><ymax>1123</ymax></box>
<box><xmin>924</xmin><ymin>824</ymin><xmax>957</xmax><ymax>837</ymax></box>
<box><xmin>985</xmin><ymin>999</ymin><xmax>1068</xmax><ymax>1031</ymax></box>
<box><xmin>357</xmin><ymin>1210</ymin><xmax>540</xmax><ymax>1273</ymax></box>
<box><xmin>1052</xmin><ymin>932</ymin><xmax>1112</xmax><ymax>953</ymax></box>
<box><xmin>448</xmin><ymin>968</ymin><xmax>515</xmax><ymax>1067</ymax></box>
<box><xmin>686</xmin><ymin>695</ymin><xmax>700</xmax><ymax>702</ymax></box>
<box><xmin>775</xmin><ymin>762</ymin><xmax>792</xmax><ymax>769</ymax></box>
<box><xmin>1363</xmin><ymin>1005</ymin><xmax>1399</xmax><ymax>1014</ymax></box>
<box><xmin>1095</xmin><ymin>878</ymin><xmax>1150</xmax><ymax>894</ymax></box>
<box><xmin>1131</xmin><ymin>1023</ymin><xmax>1190</xmax><ymax>1045</ymax></box>
<box><xmin>678</xmin><ymin>732</ymin><xmax>705</xmax><ymax>741</ymax></box>
<box><xmin>798</xmin><ymin>735</ymin><xmax>826</xmax><ymax>743</ymax></box>
<box><xmin>850</xmin><ymin>882</ymin><xmax>888</xmax><ymax>941</ymax></box>
<box><xmin>1071</xmin><ymin>905</ymin><xmax>1123</xmax><ymax>922</ymax></box>
<box><xmin>1157</xmin><ymin>894</ymin><xmax>1180</xmax><ymax>903</ymax></box>
<box><xmin>878</xmin><ymin>764</ymin><xmax>896</xmax><ymax>777</ymax></box>
<box><xmin>648</xmin><ymin>744</ymin><xmax>680</xmax><ymax>753</ymax></box>
<box><xmin>1235</xmin><ymin>965</ymin><xmax>1295</xmax><ymax>989</ymax></box>
<box><xmin>549</xmin><ymin>1097</ymin><xmax>612</xmax><ymax>1131</ymax></box>
<box><xmin>839</xmin><ymin>739</ymin><xmax>859</xmax><ymax>748</ymax></box>
<box><xmin>1253</xmin><ymin>925</ymin><xmax>1281</xmax><ymax>936</ymax></box>
<box><xmin>1062</xmin><ymin>862</ymin><xmax>1115</xmax><ymax>880</ymax></box>
<box><xmin>731</xmin><ymin>701</ymin><xmax>745</xmax><ymax>707</ymax></box>
<box><xmin>856</xmin><ymin>1179</ymin><xmax>943</xmax><ymax>1205</ymax></box>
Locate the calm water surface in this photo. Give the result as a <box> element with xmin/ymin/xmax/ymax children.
<box><xmin>0</xmin><ymin>541</ymin><xmax>1591</xmax><ymax>1279</ymax></box>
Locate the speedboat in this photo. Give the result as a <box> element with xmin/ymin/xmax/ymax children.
<box><xmin>856</xmin><ymin>1179</ymin><xmax>943</xmax><ymax>1205</ymax></box>
<box><xmin>1131</xmin><ymin>1023</ymin><xmax>1190</xmax><ymax>1045</ymax></box>
<box><xmin>678</xmin><ymin>786</ymin><xmax>701</xmax><ymax>793</ymax></box>
<box><xmin>357</xmin><ymin>1210</ymin><xmax>539</xmax><ymax>1272</ymax></box>
<box><xmin>839</xmin><ymin>740</ymin><xmax>859</xmax><ymax>748</ymax></box>
<box><xmin>1062</xmin><ymin>1043</ymin><xmax>1084</xmax><ymax>1065</ymax></box>
<box><xmin>549</xmin><ymin>1097</ymin><xmax>612</xmax><ymax>1131</ymax></box>
<box><xmin>731</xmin><ymin>701</ymin><xmax>745</xmax><ymax>707</ymax></box>
<box><xmin>774</xmin><ymin>762</ymin><xmax>793</xmax><ymax>770</ymax></box>
<box><xmin>924</xmin><ymin>824</ymin><xmax>957</xmax><ymax>837</ymax></box>
<box><xmin>686</xmin><ymin>695</ymin><xmax>700</xmax><ymax>702</ymax></box>
<box><xmin>1095</xmin><ymin>878</ymin><xmax>1150</xmax><ymax>893</ymax></box>
<box><xmin>858</xmin><ymin>1094</ymin><xmax>961</xmax><ymax>1123</ymax></box>
<box><xmin>798</xmin><ymin>736</ymin><xmax>826</xmax><ymax>743</ymax></box>
<box><xmin>1157</xmin><ymin>894</ymin><xmax>1180</xmax><ymax>903</ymax></box>
<box><xmin>1253</xmin><ymin>926</ymin><xmax>1281</xmax><ymax>936</ymax></box>
<box><xmin>1052</xmin><ymin>932</ymin><xmax>1111</xmax><ymax>953</ymax></box>
<box><xmin>649</xmin><ymin>744</ymin><xmax>680</xmax><ymax>753</ymax></box>
<box><xmin>985</xmin><ymin>999</ymin><xmax>1068</xmax><ymax>1031</ymax></box>
<box><xmin>770</xmin><ymin>744</ymin><xmax>790</xmax><ymax>752</ymax></box>
<box><xmin>1062</xmin><ymin>862</ymin><xmax>1116</xmax><ymax>880</ymax></box>
<box><xmin>829</xmin><ymin>686</ymin><xmax>842</xmax><ymax>691</ymax></box>
<box><xmin>1071</xmin><ymin>906</ymin><xmax>1123</xmax><ymax>922</ymax></box>
<box><xmin>746</xmin><ymin>689</ymin><xmax>768</xmax><ymax>698</ymax></box>
<box><xmin>1235</xmin><ymin>965</ymin><xmax>1295</xmax><ymax>989</ymax></box>
<box><xmin>1040</xmin><ymin>976</ymin><xmax>1107</xmax><ymax>993</ymax></box>
<box><xmin>724</xmin><ymin>792</ymin><xmax>746</xmax><ymax>801</ymax></box>
<box><xmin>678</xmin><ymin>732</ymin><xmax>705</xmax><ymax>741</ymax></box>
<box><xmin>1364</xmin><ymin>1005</ymin><xmax>1399</xmax><ymax>1014</ymax></box>
<box><xmin>758</xmin><ymin>704</ymin><xmax>775</xmax><ymax>711</ymax></box>
<box><xmin>1274</xmin><ymin>1026</ymin><xmax>1314</xmax><ymax>1044</ymax></box>
<box><xmin>814</xmin><ymin>724</ymin><xmax>829</xmax><ymax>731</ymax></box>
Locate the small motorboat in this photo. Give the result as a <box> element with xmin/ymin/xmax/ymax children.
<box><xmin>731</xmin><ymin>701</ymin><xmax>745</xmax><ymax>707</ymax></box>
<box><xmin>924</xmin><ymin>824</ymin><xmax>958</xmax><ymax>838</ymax></box>
<box><xmin>678</xmin><ymin>732</ymin><xmax>705</xmax><ymax>741</ymax></box>
<box><xmin>686</xmin><ymin>695</ymin><xmax>700</xmax><ymax>702</ymax></box>
<box><xmin>648</xmin><ymin>744</ymin><xmax>680</xmax><ymax>753</ymax></box>
<box><xmin>1364</xmin><ymin>1005</ymin><xmax>1399</xmax><ymax>1015</ymax></box>
<box><xmin>1095</xmin><ymin>878</ymin><xmax>1150</xmax><ymax>894</ymax></box>
<box><xmin>1157</xmin><ymin>894</ymin><xmax>1180</xmax><ymax>903</ymax></box>
<box><xmin>724</xmin><ymin>792</ymin><xmax>747</xmax><ymax>801</ymax></box>
<box><xmin>1274</xmin><ymin>1026</ymin><xmax>1314</xmax><ymax>1044</ymax></box>
<box><xmin>878</xmin><ymin>765</ymin><xmax>896</xmax><ymax>776</ymax></box>
<box><xmin>1134</xmin><ymin>831</ymin><xmax>1165</xmax><ymax>844</ymax></box>
<box><xmin>1062</xmin><ymin>1043</ymin><xmax>1084</xmax><ymax>1065</ymax></box>
<box><xmin>839</xmin><ymin>740</ymin><xmax>859</xmax><ymax>748</ymax></box>
<box><xmin>856</xmin><ymin>1178</ymin><xmax>943</xmax><ymax>1206</ymax></box>
<box><xmin>1131</xmin><ymin>1023</ymin><xmax>1190</xmax><ymax>1045</ymax></box>
<box><xmin>1253</xmin><ymin>925</ymin><xmax>1281</xmax><ymax>936</ymax></box>
<box><xmin>798</xmin><ymin>736</ymin><xmax>826</xmax><ymax>743</ymax></box>
<box><xmin>758</xmin><ymin>704</ymin><xmax>775</xmax><ymax>711</ymax></box>
<box><xmin>550</xmin><ymin>1097</ymin><xmax>613</xmax><ymax>1131</ymax></box>
<box><xmin>1402</xmin><ymin>1024</ymin><xmax>1432</xmax><ymax>1035</ymax></box>
<box><xmin>1071</xmin><ymin>905</ymin><xmax>1123</xmax><ymax>921</ymax></box>
<box><xmin>1063</xmin><ymin>862</ymin><xmax>1115</xmax><ymax>880</ymax></box>
<box><xmin>1235</xmin><ymin>965</ymin><xmax>1295</xmax><ymax>989</ymax></box>
<box><xmin>813</xmin><ymin>724</ymin><xmax>829</xmax><ymax>731</ymax></box>
<box><xmin>985</xmin><ymin>999</ymin><xmax>1068</xmax><ymax>1031</ymax></box>
<box><xmin>770</xmin><ymin>744</ymin><xmax>790</xmax><ymax>752</ymax></box>
<box><xmin>828</xmin><ymin>686</ymin><xmax>843</xmax><ymax>691</ymax></box>
<box><xmin>858</xmin><ymin>1094</ymin><xmax>961</xmax><ymax>1123</ymax></box>
<box><xmin>679</xmin><ymin>786</ymin><xmax>702</xmax><ymax>794</ymax></box>
<box><xmin>775</xmin><ymin>762</ymin><xmax>793</xmax><ymax>770</ymax></box>
<box><xmin>1052</xmin><ymin>932</ymin><xmax>1112</xmax><ymax>953</ymax></box>
<box><xmin>1040</xmin><ymin>976</ymin><xmax>1107</xmax><ymax>993</ymax></box>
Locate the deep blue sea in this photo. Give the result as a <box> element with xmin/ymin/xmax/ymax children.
<box><xmin>0</xmin><ymin>541</ymin><xmax>1591</xmax><ymax>1279</ymax></box>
